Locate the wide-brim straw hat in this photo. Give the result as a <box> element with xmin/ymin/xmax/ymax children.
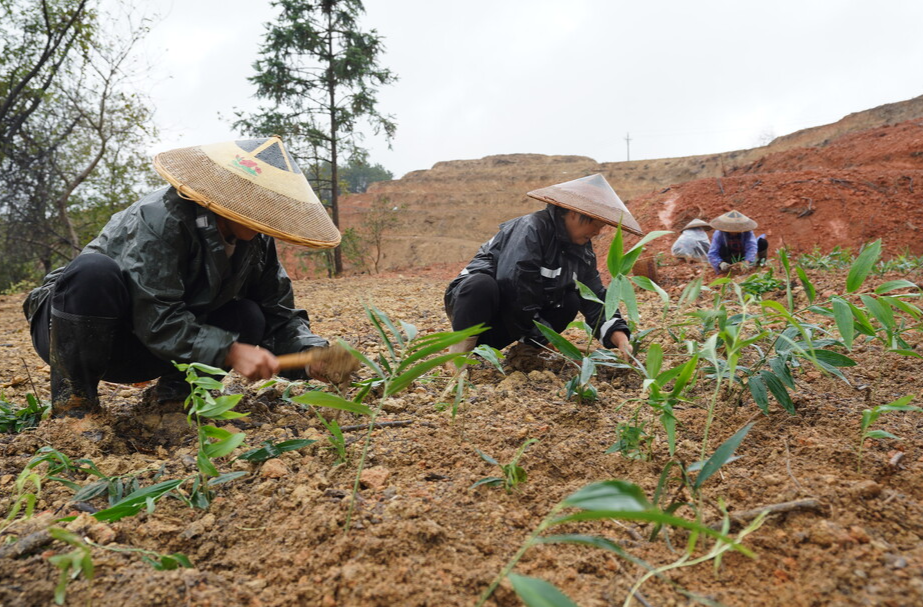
<box><xmin>153</xmin><ymin>137</ymin><xmax>341</xmax><ymax>248</ymax></box>
<box><xmin>710</xmin><ymin>210</ymin><xmax>757</xmax><ymax>233</ymax></box>
<box><xmin>682</xmin><ymin>218</ymin><xmax>712</xmax><ymax>231</ymax></box>
<box><xmin>526</xmin><ymin>174</ymin><xmax>643</xmax><ymax>236</ymax></box>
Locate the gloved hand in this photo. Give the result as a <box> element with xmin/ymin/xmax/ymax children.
<box><xmin>719</xmin><ymin>261</ymin><xmax>731</xmax><ymax>272</ymax></box>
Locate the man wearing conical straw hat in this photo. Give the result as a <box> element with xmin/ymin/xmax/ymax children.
<box><xmin>23</xmin><ymin>136</ymin><xmax>341</xmax><ymax>418</ymax></box>
<box><xmin>443</xmin><ymin>174</ymin><xmax>639</xmax><ymax>365</ymax></box>
<box><xmin>707</xmin><ymin>210</ymin><xmax>768</xmax><ymax>273</ymax></box>
<box><xmin>671</xmin><ymin>218</ymin><xmax>712</xmax><ymax>263</ymax></box>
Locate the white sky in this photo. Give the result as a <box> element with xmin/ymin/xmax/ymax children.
<box><xmin>139</xmin><ymin>0</ymin><xmax>923</xmax><ymax>179</ymax></box>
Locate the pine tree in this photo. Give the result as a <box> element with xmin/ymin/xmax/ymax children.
<box><xmin>235</xmin><ymin>0</ymin><xmax>396</xmax><ymax>275</ymax></box>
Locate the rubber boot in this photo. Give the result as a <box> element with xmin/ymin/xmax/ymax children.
<box><xmin>444</xmin><ymin>336</ymin><xmax>478</xmax><ymax>374</ymax></box>
<box><xmin>49</xmin><ymin>309</ymin><xmax>117</xmax><ymax>418</ymax></box>
<box><xmin>152</xmin><ymin>372</ymin><xmax>191</xmax><ymax>405</ymax></box>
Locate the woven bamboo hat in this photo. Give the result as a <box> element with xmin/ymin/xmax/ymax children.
<box><xmin>153</xmin><ymin>137</ymin><xmax>341</xmax><ymax>248</ymax></box>
<box><xmin>682</xmin><ymin>218</ymin><xmax>712</xmax><ymax>231</ymax></box>
<box><xmin>526</xmin><ymin>174</ymin><xmax>643</xmax><ymax>235</ymax></box>
<box><xmin>710</xmin><ymin>210</ymin><xmax>757</xmax><ymax>233</ymax></box>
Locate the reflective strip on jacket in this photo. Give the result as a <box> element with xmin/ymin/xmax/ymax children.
<box><xmin>23</xmin><ymin>187</ymin><xmax>326</xmax><ymax>371</ymax></box>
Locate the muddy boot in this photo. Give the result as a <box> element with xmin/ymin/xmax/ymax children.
<box><xmin>506</xmin><ymin>342</ymin><xmax>552</xmax><ymax>373</ymax></box>
<box><xmin>49</xmin><ymin>309</ymin><xmax>117</xmax><ymax>418</ymax></box>
<box><xmin>444</xmin><ymin>336</ymin><xmax>478</xmax><ymax>374</ymax></box>
<box><xmin>151</xmin><ymin>372</ymin><xmax>191</xmax><ymax>407</ymax></box>
<box><xmin>139</xmin><ymin>372</ymin><xmax>192</xmax><ymax>432</ymax></box>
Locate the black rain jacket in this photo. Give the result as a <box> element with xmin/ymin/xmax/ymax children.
<box><xmin>23</xmin><ymin>187</ymin><xmax>326</xmax><ymax>372</ymax></box>
<box><xmin>444</xmin><ymin>206</ymin><xmax>630</xmax><ymax>347</ymax></box>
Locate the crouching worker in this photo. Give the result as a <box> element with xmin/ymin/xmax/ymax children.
<box><xmin>23</xmin><ymin>136</ymin><xmax>342</xmax><ymax>418</ymax></box>
<box><xmin>707</xmin><ymin>210</ymin><xmax>768</xmax><ymax>273</ymax></box>
<box><xmin>443</xmin><ymin>174</ymin><xmax>641</xmax><ymax>367</ymax></box>
<box><xmin>671</xmin><ymin>218</ymin><xmax>712</xmax><ymax>263</ymax></box>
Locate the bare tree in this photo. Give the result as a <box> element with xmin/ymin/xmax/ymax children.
<box><xmin>0</xmin><ymin>1</ymin><xmax>158</xmax><ymax>289</ymax></box>
<box><xmin>362</xmin><ymin>195</ymin><xmax>400</xmax><ymax>274</ymax></box>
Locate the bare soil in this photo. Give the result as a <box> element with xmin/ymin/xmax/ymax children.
<box><xmin>2</xmin><ymin>260</ymin><xmax>923</xmax><ymax>607</ymax></box>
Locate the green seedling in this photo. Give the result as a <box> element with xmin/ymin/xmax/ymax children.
<box><xmin>292</xmin><ymin>304</ymin><xmax>484</xmax><ymax>532</ymax></box>
<box><xmin>475</xmin><ymin>479</ymin><xmax>758</xmax><ymax>607</ymax></box>
<box><xmin>3</xmin><ymin>447</ymin><xmax>91</xmax><ymax>532</ymax></box>
<box><xmin>46</xmin><ymin>528</ymin><xmax>93</xmax><ymax>606</ymax></box>
<box><xmin>471</xmin><ymin>344</ymin><xmax>506</xmax><ymax>374</ymax></box>
<box><xmin>46</xmin><ymin>528</ymin><xmax>194</xmax><ymax>605</ymax></box>
<box><xmin>607</xmin><ymin>421</ymin><xmax>652</xmax><ymax>461</ymax></box>
<box><xmin>740</xmin><ymin>265</ymin><xmax>785</xmax><ymax>299</ymax></box>
<box><xmin>69</xmin><ymin>459</ymin><xmax>170</xmax><ymax>510</ymax></box>
<box><xmin>858</xmin><ymin>395</ymin><xmax>920</xmax><ymax>471</ymax></box>
<box><xmin>238</xmin><ymin>438</ymin><xmax>317</xmax><ymax>463</ymax></box>
<box><xmin>313</xmin><ymin>412</ymin><xmax>348</xmax><ymax>463</ymax></box>
<box><xmin>0</xmin><ymin>392</ymin><xmax>50</xmax><ymax>433</ymax></box>
<box><xmin>174</xmin><ymin>361</ymin><xmax>249</xmax><ymax>508</ymax></box>
<box><xmin>471</xmin><ymin>438</ymin><xmax>538</xmax><ymax>492</ymax></box>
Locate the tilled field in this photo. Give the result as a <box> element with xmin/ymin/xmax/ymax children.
<box><xmin>1</xmin><ymin>264</ymin><xmax>922</xmax><ymax>607</ymax></box>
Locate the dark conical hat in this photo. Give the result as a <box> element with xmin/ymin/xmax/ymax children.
<box><xmin>153</xmin><ymin>137</ymin><xmax>341</xmax><ymax>248</ymax></box>
<box><xmin>682</xmin><ymin>218</ymin><xmax>712</xmax><ymax>231</ymax></box>
<box><xmin>526</xmin><ymin>174</ymin><xmax>643</xmax><ymax>235</ymax></box>
<box><xmin>710</xmin><ymin>210</ymin><xmax>757</xmax><ymax>233</ymax></box>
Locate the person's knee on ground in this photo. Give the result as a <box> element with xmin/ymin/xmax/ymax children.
<box><xmin>444</xmin><ymin>273</ymin><xmax>502</xmax><ymax>371</ymax></box>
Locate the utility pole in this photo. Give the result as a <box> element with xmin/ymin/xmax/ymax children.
<box><xmin>625</xmin><ymin>132</ymin><xmax>632</xmax><ymax>162</ymax></box>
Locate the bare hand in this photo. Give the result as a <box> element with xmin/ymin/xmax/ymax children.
<box><xmin>224</xmin><ymin>343</ymin><xmax>280</xmax><ymax>381</ymax></box>
<box><xmin>610</xmin><ymin>330</ymin><xmax>634</xmax><ymax>357</ymax></box>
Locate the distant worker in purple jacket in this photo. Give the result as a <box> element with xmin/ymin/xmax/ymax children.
<box><xmin>707</xmin><ymin>210</ymin><xmax>768</xmax><ymax>273</ymax></box>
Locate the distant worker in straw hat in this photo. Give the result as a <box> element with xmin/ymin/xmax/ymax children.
<box><xmin>443</xmin><ymin>174</ymin><xmax>639</xmax><ymax>364</ymax></box>
<box><xmin>671</xmin><ymin>218</ymin><xmax>712</xmax><ymax>263</ymax></box>
<box><xmin>23</xmin><ymin>136</ymin><xmax>341</xmax><ymax>417</ymax></box>
<box><xmin>707</xmin><ymin>210</ymin><xmax>768</xmax><ymax>273</ymax></box>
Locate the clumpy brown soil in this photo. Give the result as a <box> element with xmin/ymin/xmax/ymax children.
<box><xmin>2</xmin><ymin>261</ymin><xmax>923</xmax><ymax>607</ymax></box>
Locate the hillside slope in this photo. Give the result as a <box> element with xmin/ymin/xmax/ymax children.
<box><xmin>315</xmin><ymin>95</ymin><xmax>923</xmax><ymax>276</ymax></box>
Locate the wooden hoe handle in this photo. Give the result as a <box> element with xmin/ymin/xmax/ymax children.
<box><xmin>276</xmin><ymin>349</ymin><xmax>321</xmax><ymax>370</ymax></box>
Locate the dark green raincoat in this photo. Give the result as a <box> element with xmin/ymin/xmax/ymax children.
<box><xmin>24</xmin><ymin>187</ymin><xmax>326</xmax><ymax>371</ymax></box>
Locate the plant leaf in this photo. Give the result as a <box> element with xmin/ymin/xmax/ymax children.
<box><xmin>748</xmin><ymin>375</ymin><xmax>770</xmax><ymax>414</ymax></box>
<box><xmin>386</xmin><ymin>353</ymin><xmax>464</xmax><ymax>396</ymax></box>
<box><xmin>831</xmin><ymin>297</ymin><xmax>855</xmax><ymax>349</ymax></box>
<box><xmin>874</xmin><ymin>280</ymin><xmax>919</xmax><ymax>295</ymax></box>
<box><xmin>618</xmin><ymin>275</ymin><xmax>639</xmax><ymax>324</ymax></box>
<box><xmin>632</xmin><ymin>275</ymin><xmax>670</xmax><ymax>306</ymax></box>
<box><xmin>760</xmin><ymin>370</ymin><xmax>795</xmax><ymax>414</ymax></box>
<box><xmin>606</xmin><ymin>224</ymin><xmax>625</xmax><ymax>277</ymax></box>
<box><xmin>846</xmin><ymin>240</ymin><xmax>881</xmax><ymax>293</ymax></box>
<box><xmin>796</xmin><ymin>267</ymin><xmax>816</xmax><ymax>303</ymax></box>
<box><xmin>693</xmin><ymin>423</ymin><xmax>754</xmax><ymax>491</ymax></box>
<box><xmin>92</xmin><ymin>479</ymin><xmax>184</xmax><ymax>522</ymax></box>
<box><xmin>289</xmin><ymin>391</ymin><xmax>373</xmax><ymax>415</ymax></box>
<box><xmin>203</xmin><ymin>431</ymin><xmax>246</xmax><ymax>459</ymax></box>
<box><xmin>575</xmin><ymin>280</ymin><xmax>603</xmax><ymax>305</ymax></box>
<box><xmin>864</xmin><ymin>429</ymin><xmax>899</xmax><ymax>440</ymax></box>
<box><xmin>534</xmin><ymin>323</ymin><xmax>584</xmax><ymax>362</ymax></box>
<box><xmin>860</xmin><ymin>295</ymin><xmax>895</xmax><ymax>330</ymax></box>
<box><xmin>807</xmin><ymin>349</ymin><xmax>857</xmax><ymax>367</ymax></box>
<box><xmin>508</xmin><ymin>574</ymin><xmax>579</xmax><ymax>607</ymax></box>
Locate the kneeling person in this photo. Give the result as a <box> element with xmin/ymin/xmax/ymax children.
<box><xmin>24</xmin><ymin>136</ymin><xmax>342</xmax><ymax>417</ymax></box>
<box><xmin>444</xmin><ymin>174</ymin><xmax>641</xmax><ymax>362</ymax></box>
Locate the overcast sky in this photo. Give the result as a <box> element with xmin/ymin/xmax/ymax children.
<box><xmin>140</xmin><ymin>0</ymin><xmax>923</xmax><ymax>179</ymax></box>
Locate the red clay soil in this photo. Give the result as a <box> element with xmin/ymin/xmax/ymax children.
<box><xmin>626</xmin><ymin>119</ymin><xmax>923</xmax><ymax>260</ymax></box>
